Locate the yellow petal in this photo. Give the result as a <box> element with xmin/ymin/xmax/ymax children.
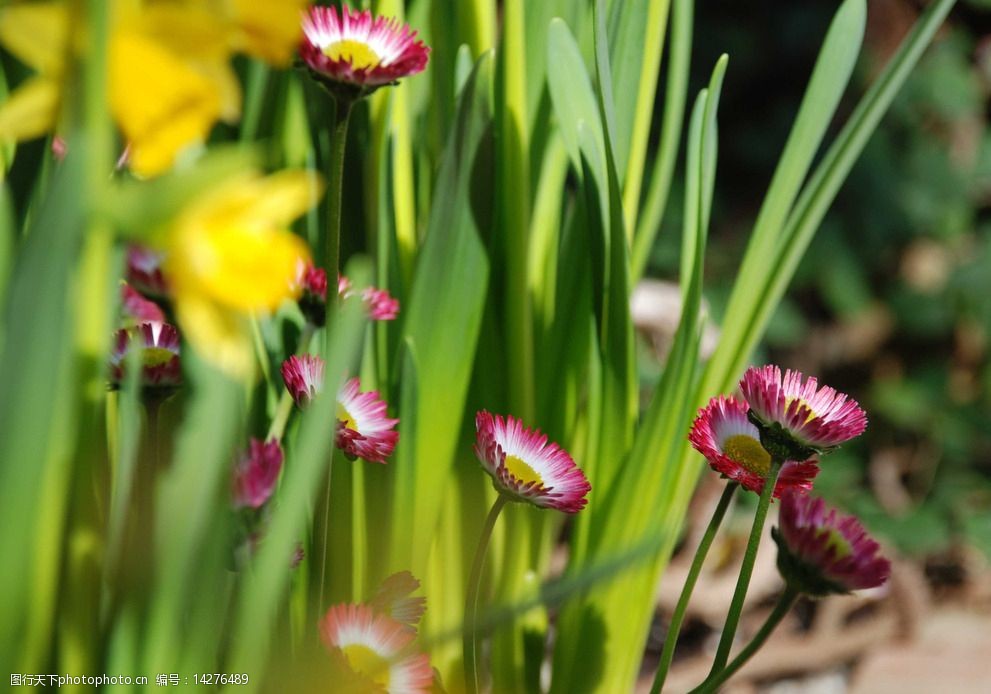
<box><xmin>229</xmin><ymin>0</ymin><xmax>309</xmax><ymax>66</ymax></box>
<box><xmin>126</xmin><ymin>2</ymin><xmax>241</xmax><ymax>123</ymax></box>
<box><xmin>174</xmin><ymin>294</ymin><xmax>255</xmax><ymax>378</ymax></box>
<box><xmin>199</xmin><ymin>61</ymin><xmax>242</xmax><ymax>124</ymax></box>
<box><xmin>171</xmin><ymin>224</ymin><xmax>311</xmax><ymax>313</ymax></box>
<box><xmin>0</xmin><ymin>76</ymin><xmax>60</xmax><ymax>142</ymax></box>
<box><xmin>110</xmin><ymin>31</ymin><xmax>221</xmax><ymax>176</ymax></box>
<box><xmin>0</xmin><ymin>2</ymin><xmax>69</xmax><ymax>75</ymax></box>
<box><xmin>182</xmin><ymin>170</ymin><xmax>325</xmax><ymax>232</ymax></box>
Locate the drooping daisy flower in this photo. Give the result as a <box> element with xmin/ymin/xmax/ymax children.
<box><xmin>362</xmin><ymin>286</ymin><xmax>400</xmax><ymax>321</ymax></box>
<box><xmin>109</xmin><ymin>322</ymin><xmax>182</xmax><ymax>389</ymax></box>
<box><xmin>121</xmin><ymin>283</ymin><xmax>166</xmax><ymax>326</ymax></box>
<box><xmin>336</xmin><ymin>378</ymin><xmax>399</xmax><ymax>464</ymax></box>
<box><xmin>689</xmin><ymin>396</ymin><xmax>819</xmax><ymax>497</ymax></box>
<box><xmin>126</xmin><ymin>244</ymin><xmax>170</xmax><ymax>298</ymax></box>
<box><xmin>474</xmin><ymin>411</ymin><xmax>591</xmax><ymax>513</ymax></box>
<box><xmin>232</xmin><ymin>438</ymin><xmax>284</xmax><ymax>509</ymax></box>
<box><xmin>321</xmin><ymin>603</ymin><xmax>432</xmax><ymax>693</ymax></box>
<box><xmin>281</xmin><ymin>354</ymin><xmax>325</xmax><ymax>408</ymax></box>
<box><xmin>337</xmin><ymin>273</ymin><xmax>401</xmax><ymax>321</ymax></box>
<box><xmin>369</xmin><ymin>571</ymin><xmax>426</xmax><ymax>630</ymax></box>
<box><xmin>300</xmin><ymin>4</ymin><xmax>430</xmax><ymax>97</ymax></box>
<box><xmin>773</xmin><ymin>492</ymin><xmax>890</xmax><ymax>596</ymax></box>
<box><xmin>739</xmin><ymin>365</ymin><xmax>867</xmax><ymax>455</ymax></box>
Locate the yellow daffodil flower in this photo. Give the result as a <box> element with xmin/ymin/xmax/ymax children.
<box><xmin>0</xmin><ymin>3</ymin><xmax>69</xmax><ymax>142</ymax></box>
<box><xmin>0</xmin><ymin>1</ymin><xmax>306</xmax><ymax>176</ymax></box>
<box><xmin>165</xmin><ymin>169</ymin><xmax>323</xmax><ymax>377</ymax></box>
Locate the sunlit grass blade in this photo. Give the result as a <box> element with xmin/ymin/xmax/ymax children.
<box><xmin>551</xmin><ymin>55</ymin><xmax>726</xmax><ymax>693</ymax></box>
<box><xmin>388</xmin><ymin>53</ymin><xmax>493</xmax><ymax>577</ymax></box>
<box><xmin>0</xmin><ymin>157</ymin><xmax>85</xmax><ymax>675</ymax></box>
<box><xmin>142</xmin><ymin>356</ymin><xmax>242</xmax><ymax>675</ymax></box>
<box><xmin>631</xmin><ymin>0</ymin><xmax>692</xmax><ymax>280</ymax></box>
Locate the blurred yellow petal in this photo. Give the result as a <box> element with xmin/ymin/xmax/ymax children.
<box><xmin>201</xmin><ymin>61</ymin><xmax>242</xmax><ymax>124</ymax></box>
<box><xmin>110</xmin><ymin>31</ymin><xmax>222</xmax><ymax>176</ymax></box>
<box><xmin>131</xmin><ymin>4</ymin><xmax>230</xmax><ymax>63</ymax></box>
<box><xmin>171</xmin><ymin>224</ymin><xmax>310</xmax><ymax>312</ymax></box>
<box><xmin>184</xmin><ymin>170</ymin><xmax>325</xmax><ymax>232</ymax></box>
<box><xmin>228</xmin><ymin>0</ymin><xmax>310</xmax><ymax>65</ymax></box>
<box><xmin>0</xmin><ymin>2</ymin><xmax>69</xmax><ymax>75</ymax></box>
<box><xmin>175</xmin><ymin>294</ymin><xmax>255</xmax><ymax>378</ymax></box>
<box><xmin>0</xmin><ymin>77</ymin><xmax>60</xmax><ymax>142</ymax></box>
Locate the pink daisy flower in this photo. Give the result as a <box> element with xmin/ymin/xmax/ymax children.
<box><xmin>474</xmin><ymin>411</ymin><xmax>591</xmax><ymax>513</ymax></box>
<box><xmin>689</xmin><ymin>396</ymin><xmax>819</xmax><ymax>497</ymax></box>
<box><xmin>121</xmin><ymin>283</ymin><xmax>166</xmax><ymax>325</ymax></box>
<box><xmin>739</xmin><ymin>365</ymin><xmax>867</xmax><ymax>453</ymax></box>
<box><xmin>321</xmin><ymin>603</ymin><xmax>432</xmax><ymax>693</ymax></box>
<box><xmin>336</xmin><ymin>377</ymin><xmax>399</xmax><ymax>464</ymax></box>
<box><xmin>300</xmin><ymin>5</ymin><xmax>429</xmax><ymax>95</ymax></box>
<box><xmin>281</xmin><ymin>354</ymin><xmax>326</xmax><ymax>408</ymax></box>
<box><xmin>362</xmin><ymin>286</ymin><xmax>400</xmax><ymax>321</ymax></box>
<box><xmin>369</xmin><ymin>571</ymin><xmax>426</xmax><ymax>630</ymax></box>
<box><xmin>338</xmin><ymin>274</ymin><xmax>400</xmax><ymax>321</ymax></box>
<box><xmin>109</xmin><ymin>322</ymin><xmax>181</xmax><ymax>389</ymax></box>
<box><xmin>126</xmin><ymin>244</ymin><xmax>170</xmax><ymax>298</ymax></box>
<box><xmin>232</xmin><ymin>438</ymin><xmax>284</xmax><ymax>509</ymax></box>
<box><xmin>773</xmin><ymin>492</ymin><xmax>891</xmax><ymax>596</ymax></box>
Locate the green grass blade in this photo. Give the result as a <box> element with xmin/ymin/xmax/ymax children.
<box><xmin>388</xmin><ymin>53</ymin><xmax>493</xmax><ymax>576</ymax></box>
<box><xmin>224</xmin><ymin>263</ymin><xmax>369</xmax><ymax>688</ymax></box>
<box><xmin>551</xmin><ymin>55</ymin><xmax>726</xmax><ymax>693</ymax></box>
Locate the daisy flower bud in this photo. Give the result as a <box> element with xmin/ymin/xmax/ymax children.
<box><xmin>773</xmin><ymin>492</ymin><xmax>891</xmax><ymax>596</ymax></box>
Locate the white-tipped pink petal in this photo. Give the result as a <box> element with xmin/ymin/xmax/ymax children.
<box><xmin>320</xmin><ymin>603</ymin><xmax>432</xmax><ymax>693</ymax></box>
<box><xmin>335</xmin><ymin>377</ymin><xmax>399</xmax><ymax>463</ymax></box>
<box><xmin>281</xmin><ymin>354</ymin><xmax>326</xmax><ymax>408</ymax></box>
<box><xmin>688</xmin><ymin>396</ymin><xmax>819</xmax><ymax>497</ymax></box>
<box><xmin>301</xmin><ymin>5</ymin><xmax>430</xmax><ymax>88</ymax></box>
<box><xmin>739</xmin><ymin>365</ymin><xmax>867</xmax><ymax>449</ymax></box>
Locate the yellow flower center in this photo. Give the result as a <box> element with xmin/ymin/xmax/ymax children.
<box><xmin>142</xmin><ymin>346</ymin><xmax>176</xmax><ymax>368</ymax></box>
<box><xmin>821</xmin><ymin>528</ymin><xmax>852</xmax><ymax>559</ymax></box>
<box><xmin>785</xmin><ymin>396</ymin><xmax>817</xmax><ymax>424</ymax></box>
<box><xmin>337</xmin><ymin>403</ymin><xmax>357</xmax><ymax>430</ymax></box>
<box><xmin>341</xmin><ymin>644</ymin><xmax>390</xmax><ymax>688</ymax></box>
<box><xmin>504</xmin><ymin>455</ymin><xmax>543</xmax><ymax>486</ymax></box>
<box><xmin>323</xmin><ymin>39</ymin><xmax>381</xmax><ymax>69</ymax></box>
<box><xmin>723</xmin><ymin>434</ymin><xmax>771</xmax><ymax>476</ymax></box>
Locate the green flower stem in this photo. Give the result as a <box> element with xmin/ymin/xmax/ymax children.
<box><xmin>650</xmin><ymin>482</ymin><xmax>738</xmax><ymax>694</ymax></box>
<box><xmin>706</xmin><ymin>457</ymin><xmax>783</xmax><ymax>677</ymax></box>
<box><xmin>691</xmin><ymin>586</ymin><xmax>799</xmax><ymax>694</ymax></box>
<box><xmin>316</xmin><ymin>449</ymin><xmax>335</xmax><ymax>620</ymax></box>
<box><xmin>250</xmin><ymin>315</ymin><xmax>275</xmax><ymax>394</ymax></box>
<box><xmin>463</xmin><ymin>493</ymin><xmax>510</xmax><ymax>694</ymax></box>
<box><xmin>266</xmin><ymin>323</ymin><xmax>316</xmax><ymax>442</ymax></box>
<box><xmin>325</xmin><ymin>97</ymin><xmax>354</xmax><ymax>295</ymax></box>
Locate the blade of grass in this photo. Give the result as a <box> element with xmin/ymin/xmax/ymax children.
<box><xmin>631</xmin><ymin>0</ymin><xmax>692</xmax><ymax>280</ymax></box>
<box><xmin>224</xmin><ymin>262</ymin><xmax>369</xmax><ymax>689</ymax></box>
